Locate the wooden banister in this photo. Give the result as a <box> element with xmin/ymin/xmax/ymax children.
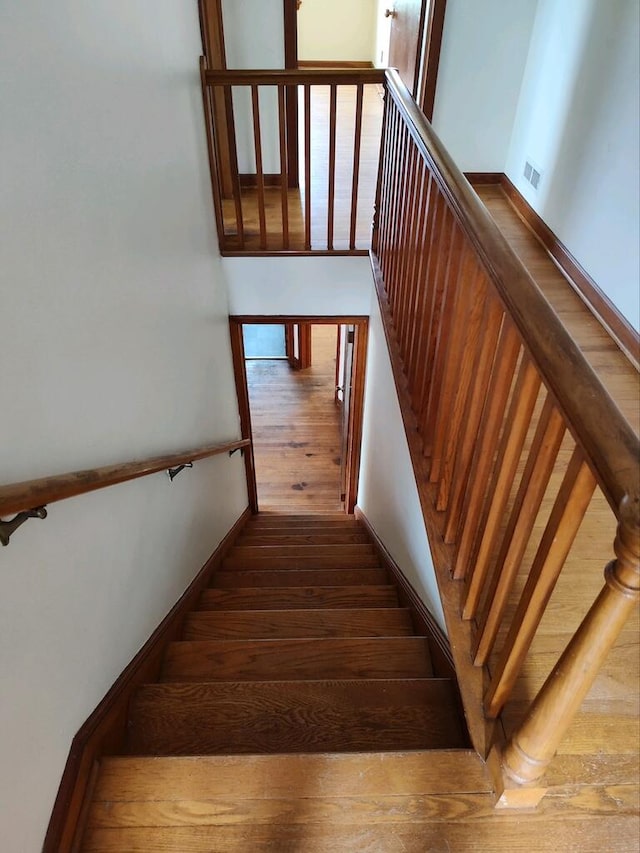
<box><xmin>0</xmin><ymin>439</ymin><xmax>251</xmax><ymax>518</ymax></box>
<box><xmin>373</xmin><ymin>68</ymin><xmax>639</xmax><ymax>805</ymax></box>
<box><xmin>382</xmin><ymin>70</ymin><xmax>638</xmax><ymax>516</ymax></box>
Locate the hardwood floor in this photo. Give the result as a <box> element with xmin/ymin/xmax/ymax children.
<box><xmin>247</xmin><ymin>325</ymin><xmax>343</xmax><ymax>513</ymax></box>
<box><xmin>475</xmin><ymin>184</ymin><xmax>639</xmax><ymax>434</ymax></box>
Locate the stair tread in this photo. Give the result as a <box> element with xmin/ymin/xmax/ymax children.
<box><xmin>198</xmin><ymin>586</ymin><xmax>399</xmax><ymax>610</ymax></box>
<box><xmin>223</xmin><ymin>554</ymin><xmax>381</xmax><ymax>569</ymax></box>
<box><xmin>93</xmin><ymin>751</ymin><xmax>490</xmax><ymax>800</ymax></box>
<box><xmin>231</xmin><ymin>543</ymin><xmax>375</xmax><ymax>556</ymax></box>
<box><xmin>212</xmin><ymin>568</ymin><xmax>388</xmax><ymax>588</ymax></box>
<box><xmin>237</xmin><ymin>532</ymin><xmax>371</xmax><ymax>545</ymax></box>
<box><xmin>161</xmin><ymin>637</ymin><xmax>433</xmax><ymax>681</ymax></box>
<box><xmin>182</xmin><ymin>608</ymin><xmax>415</xmax><ymax>639</ymax></box>
<box><xmin>127</xmin><ymin>679</ymin><xmax>468</xmax><ymax>755</ymax></box>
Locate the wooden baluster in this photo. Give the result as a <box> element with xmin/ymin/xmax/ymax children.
<box><xmin>199</xmin><ymin>59</ymin><xmax>225</xmax><ymax>251</ymax></box>
<box><xmin>223</xmin><ymin>84</ymin><xmax>244</xmax><ymax>249</ymax></box>
<box><xmin>277</xmin><ymin>84</ymin><xmax>289</xmax><ymax>249</ymax></box>
<box><xmin>402</xmin><ymin>172</ymin><xmax>437</xmax><ymax>386</ymax></box>
<box><xmin>452</xmin><ymin>323</ymin><xmax>521</xmax><ymax>567</ymax></box>
<box><xmin>485</xmin><ymin>448</ymin><xmax>598</xmax><ymax>717</ymax></box>
<box><xmin>438</xmin><ymin>291</ymin><xmax>504</xmax><ymax>513</ymax></box>
<box><xmin>421</xmin><ymin>238</ymin><xmax>474</xmax><ymax>459</ymax></box>
<box><xmin>386</xmin><ymin>124</ymin><xmax>411</xmax><ymax>308</ymax></box>
<box><xmin>349</xmin><ymin>83</ymin><xmax>364</xmax><ymax>250</ymax></box>
<box><xmin>462</xmin><ymin>359</ymin><xmax>541</xmax><ymax>619</ymax></box>
<box><xmin>251</xmin><ymin>85</ymin><xmax>267</xmax><ymax>251</ymax></box>
<box><xmin>327</xmin><ymin>83</ymin><xmax>337</xmax><ymax>250</ymax></box>
<box><xmin>376</xmin><ymin>99</ymin><xmax>398</xmax><ymax>268</ymax></box>
<box><xmin>492</xmin><ymin>499</ymin><xmax>639</xmax><ymax>805</ymax></box>
<box><xmin>372</xmin><ymin>80</ymin><xmax>389</xmax><ymax>258</ymax></box>
<box><xmin>406</xmin><ymin>194</ymin><xmax>449</xmax><ymax>405</ymax></box>
<box><xmin>390</xmin><ymin>144</ymin><xmax>418</xmax><ymax>320</ymax></box>
<box><xmin>432</xmin><ymin>269</ymin><xmax>490</xmax><ymax>494</ymax></box>
<box><xmin>414</xmin><ymin>217</ymin><xmax>463</xmax><ymax>435</ymax></box>
<box><xmin>387</xmin><ymin>123</ymin><xmax>412</xmax><ymax>306</ymax></box>
<box><xmin>304</xmin><ymin>84</ymin><xmax>311</xmax><ymax>250</ymax></box>
<box><xmin>397</xmin><ymin>159</ymin><xmax>428</xmax><ymax>364</ymax></box>
<box><xmin>473</xmin><ymin>396</ymin><xmax>566</xmax><ymax>664</ymax></box>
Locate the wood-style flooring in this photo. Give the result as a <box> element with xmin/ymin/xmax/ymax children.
<box><xmin>247</xmin><ymin>325</ymin><xmax>343</xmax><ymax>513</ymax></box>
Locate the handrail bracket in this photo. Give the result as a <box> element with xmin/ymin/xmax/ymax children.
<box><xmin>0</xmin><ymin>506</ymin><xmax>48</xmax><ymax>547</ymax></box>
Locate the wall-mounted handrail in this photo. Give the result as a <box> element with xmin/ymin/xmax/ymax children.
<box><xmin>382</xmin><ymin>70</ymin><xmax>638</xmax><ymax>516</ymax></box>
<box><xmin>373</xmin><ymin>68</ymin><xmax>639</xmax><ymax>805</ymax></box>
<box><xmin>0</xmin><ymin>438</ymin><xmax>251</xmax><ymax>519</ymax></box>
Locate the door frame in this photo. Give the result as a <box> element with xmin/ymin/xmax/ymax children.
<box><xmin>417</xmin><ymin>0</ymin><xmax>447</xmax><ymax>122</ymax></box>
<box><xmin>229</xmin><ymin>315</ymin><xmax>369</xmax><ymax>514</ymax></box>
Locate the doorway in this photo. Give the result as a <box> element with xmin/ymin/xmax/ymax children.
<box><xmin>229</xmin><ymin>317</ymin><xmax>368</xmax><ymax>515</ymax></box>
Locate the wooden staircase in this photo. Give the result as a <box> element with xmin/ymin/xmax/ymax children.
<box><xmin>80</xmin><ymin>513</ymin><xmax>487</xmax><ymax>850</ymax></box>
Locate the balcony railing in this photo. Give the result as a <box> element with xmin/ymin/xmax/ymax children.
<box><xmin>200</xmin><ymin>63</ymin><xmax>385</xmax><ymax>254</ymax></box>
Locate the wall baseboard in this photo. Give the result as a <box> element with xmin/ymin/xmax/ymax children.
<box><xmin>298</xmin><ymin>60</ymin><xmax>375</xmax><ymax>69</ymax></box>
<box><xmin>466</xmin><ymin>172</ymin><xmax>640</xmax><ymax>368</ymax></box>
<box><xmin>239</xmin><ymin>173</ymin><xmax>282</xmax><ymax>188</ymax></box>
<box><xmin>43</xmin><ymin>506</ymin><xmax>251</xmax><ymax>853</ymax></box>
<box><xmin>354</xmin><ymin>506</ymin><xmax>455</xmax><ymax>681</ymax></box>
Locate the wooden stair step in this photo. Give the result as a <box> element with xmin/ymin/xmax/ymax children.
<box><xmin>127</xmin><ymin>679</ymin><xmax>468</xmax><ymax>755</ymax></box>
<box><xmin>246</xmin><ymin>518</ymin><xmax>361</xmax><ymax>530</ymax></box>
<box><xmin>212</xmin><ymin>568</ymin><xmax>388</xmax><ymax>588</ymax></box>
<box><xmin>222</xmin><ymin>553</ymin><xmax>381</xmax><ymax>570</ymax></box>
<box><xmin>160</xmin><ymin>637</ymin><xmax>433</xmax><ymax>681</ymax></box>
<box><xmin>182</xmin><ymin>608</ymin><xmax>415</xmax><ymax>640</ymax></box>
<box><xmin>198</xmin><ymin>585</ymin><xmax>399</xmax><ymax>610</ymax></box>
<box><xmin>230</xmin><ymin>543</ymin><xmax>375</xmax><ymax>559</ymax></box>
<box><xmin>86</xmin><ymin>752</ymin><xmax>491</xmax><ymax>833</ymax></box>
<box><xmin>92</xmin><ymin>751</ymin><xmax>490</xmax><ymax>801</ymax></box>
<box><xmin>237</xmin><ymin>531</ymin><xmax>372</xmax><ymax>545</ymax></box>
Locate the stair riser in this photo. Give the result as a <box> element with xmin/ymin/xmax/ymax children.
<box><xmin>182</xmin><ymin>609</ymin><xmax>415</xmax><ymax>640</ymax></box>
<box><xmin>212</xmin><ymin>569</ymin><xmax>388</xmax><ymax>588</ymax></box>
<box><xmin>223</xmin><ymin>555</ymin><xmax>381</xmax><ymax>570</ymax></box>
<box><xmin>160</xmin><ymin>638</ymin><xmax>433</xmax><ymax>682</ymax></box>
<box><xmin>127</xmin><ymin>680</ymin><xmax>468</xmax><ymax>755</ymax></box>
<box><xmin>198</xmin><ymin>587</ymin><xmax>399</xmax><ymax>610</ymax></box>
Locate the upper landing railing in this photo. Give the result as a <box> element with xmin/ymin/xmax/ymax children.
<box><xmin>200</xmin><ymin>62</ymin><xmax>385</xmax><ymax>255</ymax></box>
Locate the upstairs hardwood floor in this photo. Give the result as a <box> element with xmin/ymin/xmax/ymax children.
<box><xmin>246</xmin><ymin>325</ymin><xmax>343</xmax><ymax>514</ymax></box>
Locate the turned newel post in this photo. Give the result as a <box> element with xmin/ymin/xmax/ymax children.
<box><xmin>492</xmin><ymin>495</ymin><xmax>640</xmax><ymax>807</ymax></box>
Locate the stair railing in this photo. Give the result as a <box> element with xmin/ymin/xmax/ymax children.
<box><xmin>200</xmin><ymin>61</ymin><xmax>385</xmax><ymax>254</ymax></box>
<box><xmin>0</xmin><ymin>438</ymin><xmax>256</xmax><ymax>544</ymax></box>
<box><xmin>372</xmin><ymin>69</ymin><xmax>639</xmax><ymax>804</ymax></box>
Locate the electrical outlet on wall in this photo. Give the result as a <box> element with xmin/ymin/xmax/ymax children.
<box><xmin>524</xmin><ymin>158</ymin><xmax>543</xmax><ymax>190</ymax></box>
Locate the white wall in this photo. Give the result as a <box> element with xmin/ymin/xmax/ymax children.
<box><xmin>298</xmin><ymin>0</ymin><xmax>377</xmax><ymax>63</ymax></box>
<box><xmin>223</xmin><ymin>255</ymin><xmax>374</xmax><ymax>315</ymax></box>
<box><xmin>222</xmin><ymin>0</ymin><xmax>285</xmax><ymax>173</ymax></box>
<box><xmin>506</xmin><ymin>0</ymin><xmax>640</xmax><ymax>331</ymax></box>
<box><xmin>0</xmin><ymin>3</ymin><xmax>246</xmax><ymax>848</ymax></box>
<box><xmin>431</xmin><ymin>0</ymin><xmax>539</xmax><ymax>170</ymax></box>
<box><xmin>358</xmin><ymin>294</ymin><xmax>446</xmax><ymax>632</ymax></box>
<box><xmin>374</xmin><ymin>0</ymin><xmax>392</xmax><ymax>67</ymax></box>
